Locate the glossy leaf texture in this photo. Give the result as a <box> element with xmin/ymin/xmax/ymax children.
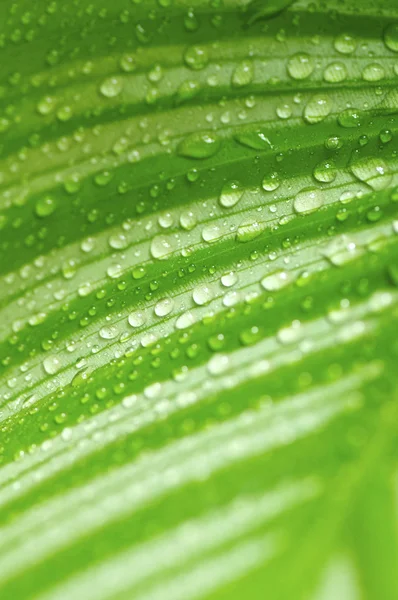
<box><xmin>0</xmin><ymin>0</ymin><xmax>398</xmax><ymax>598</ymax></box>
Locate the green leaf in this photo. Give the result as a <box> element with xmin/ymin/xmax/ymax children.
<box><xmin>0</xmin><ymin>0</ymin><xmax>397</xmax><ymax>599</ymax></box>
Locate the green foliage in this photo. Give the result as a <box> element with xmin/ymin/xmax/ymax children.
<box><xmin>0</xmin><ymin>0</ymin><xmax>397</xmax><ymax>598</ymax></box>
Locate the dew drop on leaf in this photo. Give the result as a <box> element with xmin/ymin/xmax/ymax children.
<box><xmin>261</xmin><ymin>270</ymin><xmax>292</xmax><ymax>291</ymax></box>
<box><xmin>100</xmin><ymin>77</ymin><xmax>123</xmax><ymax>98</ymax></box>
<box><xmin>43</xmin><ymin>356</ymin><xmax>61</xmax><ymax>375</ymax></box>
<box><xmin>150</xmin><ymin>235</ymin><xmax>175</xmax><ymax>259</ymax></box>
<box><xmin>177</xmin><ymin>132</ymin><xmax>221</xmax><ymax>159</ymax></box>
<box><xmin>350</xmin><ymin>157</ymin><xmax>392</xmax><ymax>191</ymax></box>
<box><xmin>184</xmin><ymin>45</ymin><xmax>208</xmax><ymax>70</ymax></box>
<box><xmin>232</xmin><ymin>60</ymin><xmax>253</xmax><ymax>87</ymax></box>
<box><xmin>193</xmin><ymin>283</ymin><xmax>213</xmax><ymax>305</ymax></box>
<box><xmin>304</xmin><ymin>95</ymin><xmax>332</xmax><ymax>124</ymax></box>
<box><xmin>287</xmin><ymin>53</ymin><xmax>314</xmax><ymax>80</ymax></box>
<box><xmin>294</xmin><ymin>187</ymin><xmax>323</xmax><ymax>214</ymax></box>
<box><xmin>334</xmin><ymin>33</ymin><xmax>357</xmax><ymax>54</ymax></box>
<box><xmin>154</xmin><ymin>298</ymin><xmax>174</xmax><ymax>317</ymax></box>
<box><xmin>219</xmin><ymin>180</ymin><xmax>244</xmax><ymax>208</ymax></box>
<box><xmin>99</xmin><ymin>325</ymin><xmax>119</xmax><ymax>339</ymax></box>
<box><xmin>35</xmin><ymin>196</ymin><xmax>57</xmax><ymax>217</ymax></box>
<box><xmin>323</xmin><ymin>61</ymin><xmax>347</xmax><ymax>83</ymax></box>
<box><xmin>234</xmin><ymin>128</ymin><xmax>273</xmax><ymax>150</ymax></box>
<box><xmin>262</xmin><ymin>172</ymin><xmax>280</xmax><ymax>191</ymax></box>
<box><xmin>384</xmin><ymin>24</ymin><xmax>398</xmax><ymax>52</ymax></box>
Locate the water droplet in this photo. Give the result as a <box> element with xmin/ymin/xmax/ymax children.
<box><xmin>235</xmin><ymin>128</ymin><xmax>273</xmax><ymax>150</ymax></box>
<box><xmin>100</xmin><ymin>77</ymin><xmax>123</xmax><ymax>98</ymax></box>
<box><xmin>155</xmin><ymin>298</ymin><xmax>174</xmax><ymax>317</ymax></box>
<box><xmin>232</xmin><ymin>60</ymin><xmax>253</xmax><ymax>87</ymax></box>
<box><xmin>128</xmin><ymin>311</ymin><xmax>146</xmax><ymax>327</ymax></box>
<box><xmin>304</xmin><ymin>95</ymin><xmax>332</xmax><ymax>124</ymax></box>
<box><xmin>287</xmin><ymin>53</ymin><xmax>314</xmax><ymax>80</ymax></box>
<box><xmin>323</xmin><ymin>235</ymin><xmax>364</xmax><ymax>266</ymax></box>
<box><xmin>184</xmin><ymin>45</ymin><xmax>208</xmax><ymax>70</ymax></box>
<box><xmin>109</xmin><ymin>233</ymin><xmax>128</xmax><ymax>250</ymax></box>
<box><xmin>37</xmin><ymin>96</ymin><xmax>55</xmax><ymax>115</ymax></box>
<box><xmin>362</xmin><ymin>63</ymin><xmax>385</xmax><ymax>82</ymax></box>
<box><xmin>202</xmin><ymin>223</ymin><xmax>224</xmax><ymax>242</ymax></box>
<box><xmin>193</xmin><ymin>283</ymin><xmax>213</xmax><ymax>305</ymax></box>
<box><xmin>99</xmin><ymin>325</ymin><xmax>119</xmax><ymax>339</ymax></box>
<box><xmin>334</xmin><ymin>34</ymin><xmax>356</xmax><ymax>54</ymax></box>
<box><xmin>151</xmin><ymin>235</ymin><xmax>175</xmax><ymax>259</ymax></box>
<box><xmin>262</xmin><ymin>172</ymin><xmax>280</xmax><ymax>191</ymax></box>
<box><xmin>35</xmin><ymin>196</ymin><xmax>57</xmax><ymax>218</ymax></box>
<box><xmin>350</xmin><ymin>157</ymin><xmax>392</xmax><ymax>191</ymax></box>
<box><xmin>180</xmin><ymin>210</ymin><xmax>197</xmax><ymax>230</ymax></box>
<box><xmin>43</xmin><ymin>356</ymin><xmax>61</xmax><ymax>375</ymax></box>
<box><xmin>384</xmin><ymin>24</ymin><xmax>398</xmax><ymax>52</ymax></box>
<box><xmin>178</xmin><ymin>131</ymin><xmax>221</xmax><ymax>159</ymax></box>
<box><xmin>107</xmin><ymin>264</ymin><xmax>123</xmax><ymax>279</ymax></box>
<box><xmin>294</xmin><ymin>187</ymin><xmax>323</xmax><ymax>214</ymax></box>
<box><xmin>176</xmin><ymin>310</ymin><xmax>195</xmax><ymax>329</ymax></box>
<box><xmin>221</xmin><ymin>271</ymin><xmax>237</xmax><ymax>287</ymax></box>
<box><xmin>338</xmin><ymin>108</ymin><xmax>362</xmax><ymax>128</ymax></box>
<box><xmin>236</xmin><ymin>220</ymin><xmax>264</xmax><ymax>242</ymax></box>
<box><xmin>219</xmin><ymin>180</ymin><xmax>244</xmax><ymax>208</ymax></box>
<box><xmin>313</xmin><ymin>160</ymin><xmax>336</xmax><ymax>183</ymax></box>
<box><xmin>323</xmin><ymin>62</ymin><xmax>347</xmax><ymax>83</ymax></box>
<box><xmin>207</xmin><ymin>353</ymin><xmax>229</xmax><ymax>375</ymax></box>
<box><xmin>261</xmin><ymin>270</ymin><xmax>292</xmax><ymax>291</ymax></box>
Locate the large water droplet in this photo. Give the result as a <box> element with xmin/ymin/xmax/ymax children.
<box><xmin>384</xmin><ymin>24</ymin><xmax>398</xmax><ymax>52</ymax></box>
<box><xmin>232</xmin><ymin>60</ymin><xmax>253</xmax><ymax>87</ymax></box>
<box><xmin>287</xmin><ymin>53</ymin><xmax>314</xmax><ymax>80</ymax></box>
<box><xmin>207</xmin><ymin>353</ymin><xmax>229</xmax><ymax>375</ymax></box>
<box><xmin>178</xmin><ymin>132</ymin><xmax>221</xmax><ymax>159</ymax></box>
<box><xmin>323</xmin><ymin>62</ymin><xmax>347</xmax><ymax>83</ymax></box>
<box><xmin>35</xmin><ymin>196</ymin><xmax>57</xmax><ymax>218</ymax></box>
<box><xmin>219</xmin><ymin>180</ymin><xmax>244</xmax><ymax>208</ymax></box>
<box><xmin>294</xmin><ymin>187</ymin><xmax>323</xmax><ymax>214</ymax></box>
<box><xmin>235</xmin><ymin>128</ymin><xmax>273</xmax><ymax>150</ymax></box>
<box><xmin>43</xmin><ymin>356</ymin><xmax>61</xmax><ymax>375</ymax></box>
<box><xmin>262</xmin><ymin>172</ymin><xmax>280</xmax><ymax>191</ymax></box>
<box><xmin>128</xmin><ymin>311</ymin><xmax>146</xmax><ymax>327</ymax></box>
<box><xmin>193</xmin><ymin>283</ymin><xmax>213</xmax><ymax>305</ymax></box>
<box><xmin>350</xmin><ymin>157</ymin><xmax>392</xmax><ymax>191</ymax></box>
<box><xmin>261</xmin><ymin>270</ymin><xmax>292</xmax><ymax>291</ymax></box>
<box><xmin>236</xmin><ymin>220</ymin><xmax>263</xmax><ymax>242</ymax></box>
<box><xmin>155</xmin><ymin>298</ymin><xmax>174</xmax><ymax>317</ymax></box>
<box><xmin>202</xmin><ymin>223</ymin><xmax>224</xmax><ymax>242</ymax></box>
<box><xmin>100</xmin><ymin>77</ymin><xmax>123</xmax><ymax>98</ymax></box>
<box><xmin>151</xmin><ymin>235</ymin><xmax>176</xmax><ymax>259</ymax></box>
<box><xmin>184</xmin><ymin>45</ymin><xmax>208</xmax><ymax>70</ymax></box>
<box><xmin>304</xmin><ymin>95</ymin><xmax>332</xmax><ymax>124</ymax></box>
<box><xmin>99</xmin><ymin>325</ymin><xmax>119</xmax><ymax>339</ymax></box>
